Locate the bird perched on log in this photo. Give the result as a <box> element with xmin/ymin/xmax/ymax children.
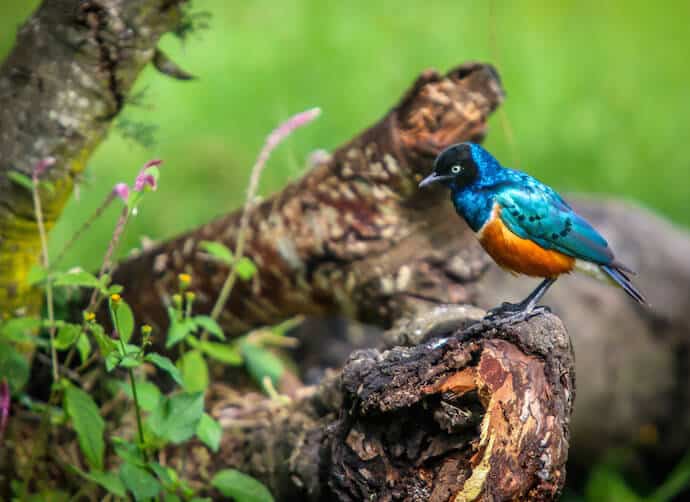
<box><xmin>420</xmin><ymin>142</ymin><xmax>646</xmax><ymax>322</ymax></box>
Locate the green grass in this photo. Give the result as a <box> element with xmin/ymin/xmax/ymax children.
<box><xmin>2</xmin><ymin>0</ymin><xmax>689</xmax><ymax>272</ymax></box>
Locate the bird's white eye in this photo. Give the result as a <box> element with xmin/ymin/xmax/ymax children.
<box><xmin>451</xmin><ymin>165</ymin><xmax>461</xmax><ymax>174</ymax></box>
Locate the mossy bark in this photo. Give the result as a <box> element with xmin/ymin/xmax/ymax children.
<box><xmin>0</xmin><ymin>0</ymin><xmax>187</xmax><ymax>318</ymax></box>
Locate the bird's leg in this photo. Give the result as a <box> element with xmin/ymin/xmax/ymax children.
<box><xmin>487</xmin><ymin>278</ymin><xmax>556</xmax><ymax>323</ymax></box>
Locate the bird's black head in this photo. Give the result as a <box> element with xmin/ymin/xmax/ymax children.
<box><xmin>419</xmin><ymin>143</ymin><xmax>481</xmax><ymax>190</ymax></box>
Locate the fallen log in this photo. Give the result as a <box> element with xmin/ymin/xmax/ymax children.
<box><xmin>111</xmin><ymin>62</ymin><xmax>504</xmax><ymax>334</ymax></box>
<box><xmin>173</xmin><ymin>310</ymin><xmax>575</xmax><ymax>501</ymax></box>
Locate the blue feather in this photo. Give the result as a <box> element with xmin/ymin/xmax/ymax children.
<box><xmin>601</xmin><ymin>265</ymin><xmax>647</xmax><ymax>304</ymax></box>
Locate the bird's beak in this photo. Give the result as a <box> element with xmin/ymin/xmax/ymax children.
<box><xmin>419</xmin><ymin>172</ymin><xmax>443</xmax><ymax>188</ymax></box>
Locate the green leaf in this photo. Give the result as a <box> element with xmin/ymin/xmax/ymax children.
<box><xmin>236</xmin><ymin>257</ymin><xmax>257</xmax><ymax>280</ymax></box>
<box><xmin>120</xmin><ymin>379</ymin><xmax>162</xmax><ymax>412</ymax></box>
<box><xmin>241</xmin><ymin>342</ymin><xmax>285</xmax><ymax>391</ymax></box>
<box><xmin>76</xmin><ymin>333</ymin><xmax>91</xmax><ymax>364</ymax></box>
<box><xmin>148</xmin><ymin>461</ymin><xmax>175</xmax><ymax>487</ymax></box>
<box><xmin>54</xmin><ymin>323</ymin><xmax>82</xmax><ymax>350</ymax></box>
<box><xmin>105</xmin><ymin>351</ymin><xmax>120</xmax><ymax>372</ymax></box>
<box><xmin>7</xmin><ymin>170</ymin><xmax>33</xmax><ymax>191</ymax></box>
<box><xmin>211</xmin><ymin>469</ymin><xmax>274</xmax><ymax>502</ymax></box>
<box><xmin>166</xmin><ymin>318</ymin><xmax>196</xmax><ymax>348</ymax></box>
<box><xmin>27</xmin><ymin>265</ymin><xmax>48</xmax><ymax>285</ymax></box>
<box><xmin>193</xmin><ymin>315</ymin><xmax>225</xmax><ymax>340</ymax></box>
<box><xmin>179</xmin><ymin>350</ymin><xmax>209</xmax><ymax>393</ymax></box>
<box><xmin>0</xmin><ymin>341</ymin><xmax>30</xmax><ymax>392</ymax></box>
<box><xmin>90</xmin><ymin>323</ymin><xmax>117</xmax><ymax>356</ymax></box>
<box><xmin>200</xmin><ymin>240</ymin><xmax>234</xmax><ymax>264</ymax></box>
<box><xmin>72</xmin><ymin>468</ymin><xmax>127</xmax><ymax>498</ymax></box>
<box><xmin>0</xmin><ymin>317</ymin><xmax>41</xmax><ymax>344</ymax></box>
<box><xmin>110</xmin><ymin>298</ymin><xmax>135</xmax><ymax>343</ymax></box>
<box><xmin>120</xmin><ymin>461</ymin><xmax>161</xmax><ymax>501</ymax></box>
<box><xmin>196</xmin><ymin>413</ymin><xmax>222</xmax><ymax>453</ymax></box>
<box><xmin>112</xmin><ymin>438</ymin><xmax>144</xmax><ymax>465</ymax></box>
<box><xmin>53</xmin><ymin>269</ymin><xmax>102</xmax><ymax>289</ymax></box>
<box><xmin>64</xmin><ymin>384</ymin><xmax>105</xmax><ymax>470</ymax></box>
<box><xmin>188</xmin><ymin>339</ymin><xmax>243</xmax><ymax>365</ymax></box>
<box><xmin>145</xmin><ymin>353</ymin><xmax>184</xmax><ymax>386</ymax></box>
<box><xmin>119</xmin><ymin>355</ymin><xmax>142</xmax><ymax>368</ymax></box>
<box><xmin>107</xmin><ymin>284</ymin><xmax>124</xmax><ymax>295</ymax></box>
<box><xmin>147</xmin><ymin>392</ymin><xmax>204</xmax><ymax>444</ymax></box>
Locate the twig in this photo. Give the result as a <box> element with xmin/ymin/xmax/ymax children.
<box><xmin>208</xmin><ymin>108</ymin><xmax>321</xmax><ymax>323</ymax></box>
<box><xmin>31</xmin><ymin>164</ymin><xmax>58</xmax><ymax>382</ymax></box>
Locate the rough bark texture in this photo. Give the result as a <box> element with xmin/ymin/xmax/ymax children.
<box><xmin>0</xmin><ymin>0</ymin><xmax>187</xmax><ymax>317</ymax></box>
<box><xmin>112</xmin><ymin>63</ymin><xmax>504</xmax><ymax>334</ymax></box>
<box><xmin>172</xmin><ymin>311</ymin><xmax>574</xmax><ymax>501</ymax></box>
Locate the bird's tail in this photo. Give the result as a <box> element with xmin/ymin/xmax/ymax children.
<box><xmin>600</xmin><ymin>264</ymin><xmax>647</xmax><ymax>305</ymax></box>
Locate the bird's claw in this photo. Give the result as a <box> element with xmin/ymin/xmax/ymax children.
<box><xmin>485</xmin><ymin>304</ymin><xmax>551</xmax><ymax>326</ymax></box>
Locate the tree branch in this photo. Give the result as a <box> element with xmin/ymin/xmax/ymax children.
<box><xmin>112</xmin><ymin>63</ymin><xmax>505</xmax><ymax>334</ymax></box>
<box><xmin>0</xmin><ymin>0</ymin><xmax>188</xmax><ymax>317</ymax></box>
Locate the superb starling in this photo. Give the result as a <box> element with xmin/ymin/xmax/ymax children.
<box><xmin>419</xmin><ymin>142</ymin><xmax>645</xmax><ymax>321</ymax></box>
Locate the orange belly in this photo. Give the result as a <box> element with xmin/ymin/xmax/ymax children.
<box><xmin>478</xmin><ymin>208</ymin><xmax>575</xmax><ymax>278</ymax></box>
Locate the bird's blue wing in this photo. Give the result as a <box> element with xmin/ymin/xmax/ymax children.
<box><xmin>493</xmin><ymin>178</ymin><xmax>614</xmax><ymax>264</ymax></box>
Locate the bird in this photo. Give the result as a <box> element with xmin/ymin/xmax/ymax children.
<box><xmin>419</xmin><ymin>142</ymin><xmax>646</xmax><ymax>322</ymax></box>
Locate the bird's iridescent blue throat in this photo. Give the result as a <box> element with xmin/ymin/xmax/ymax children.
<box><xmin>419</xmin><ymin>142</ymin><xmax>646</xmax><ymax>316</ymax></box>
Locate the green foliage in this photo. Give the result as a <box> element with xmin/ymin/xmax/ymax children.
<box><xmin>109</xmin><ymin>296</ymin><xmax>135</xmax><ymax>343</ymax></box>
<box><xmin>0</xmin><ymin>341</ymin><xmax>30</xmax><ymax>392</ymax></box>
<box><xmin>7</xmin><ymin>170</ymin><xmax>33</xmax><ymax>191</ymax></box>
<box><xmin>240</xmin><ymin>340</ymin><xmax>285</xmax><ymax>391</ymax></box>
<box><xmin>63</xmin><ymin>384</ymin><xmax>105</xmax><ymax>471</ymax></box>
<box><xmin>200</xmin><ymin>240</ymin><xmax>234</xmax><ymax>264</ymax></box>
<box><xmin>199</xmin><ymin>241</ymin><xmax>257</xmax><ymax>280</ymax></box>
<box><xmin>196</xmin><ymin>413</ymin><xmax>222</xmax><ymax>452</ymax></box>
<box><xmin>120</xmin><ymin>461</ymin><xmax>162</xmax><ymax>501</ymax></box>
<box><xmin>145</xmin><ymin>353</ymin><xmax>184</xmax><ymax>386</ymax></box>
<box><xmin>179</xmin><ymin>349</ymin><xmax>209</xmax><ymax>393</ymax></box>
<box><xmin>188</xmin><ymin>338</ymin><xmax>243</xmax><ymax>365</ymax></box>
<box><xmin>147</xmin><ymin>392</ymin><xmax>204</xmax><ymax>444</ymax></box>
<box><xmin>52</xmin><ymin>269</ymin><xmax>102</xmax><ymax>290</ymax></box>
<box><xmin>211</xmin><ymin>469</ymin><xmax>274</xmax><ymax>502</ymax></box>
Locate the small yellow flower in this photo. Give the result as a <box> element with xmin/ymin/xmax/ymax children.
<box><xmin>110</xmin><ymin>293</ymin><xmax>121</xmax><ymax>303</ymax></box>
<box><xmin>178</xmin><ymin>273</ymin><xmax>192</xmax><ymax>289</ymax></box>
<box><xmin>185</xmin><ymin>291</ymin><xmax>196</xmax><ymax>302</ymax></box>
<box><xmin>141</xmin><ymin>324</ymin><xmax>152</xmax><ymax>335</ymax></box>
<box><xmin>83</xmin><ymin>311</ymin><xmax>96</xmax><ymax>322</ymax></box>
<box><xmin>172</xmin><ymin>293</ymin><xmax>183</xmax><ymax>307</ymax></box>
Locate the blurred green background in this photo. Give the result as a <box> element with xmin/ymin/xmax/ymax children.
<box><xmin>1</xmin><ymin>0</ymin><xmax>689</xmax><ymax>272</ymax></box>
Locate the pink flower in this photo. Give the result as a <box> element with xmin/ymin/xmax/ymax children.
<box><xmin>0</xmin><ymin>379</ymin><xmax>9</xmax><ymax>442</ymax></box>
<box><xmin>113</xmin><ymin>183</ymin><xmax>130</xmax><ymax>202</ymax></box>
<box><xmin>32</xmin><ymin>156</ymin><xmax>56</xmax><ymax>180</ymax></box>
<box><xmin>134</xmin><ymin>159</ymin><xmax>162</xmax><ymax>192</ymax></box>
<box><xmin>112</xmin><ymin>159</ymin><xmax>163</xmax><ymax>204</ymax></box>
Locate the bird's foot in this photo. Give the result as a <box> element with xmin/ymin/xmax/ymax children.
<box><xmin>485</xmin><ymin>303</ymin><xmax>551</xmax><ymax>326</ymax></box>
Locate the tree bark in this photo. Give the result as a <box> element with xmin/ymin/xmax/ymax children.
<box><xmin>0</xmin><ymin>0</ymin><xmax>188</xmax><ymax>317</ymax></box>
<box><xmin>171</xmin><ymin>311</ymin><xmax>574</xmax><ymax>501</ymax></box>
<box><xmin>111</xmin><ymin>62</ymin><xmax>504</xmax><ymax>334</ymax></box>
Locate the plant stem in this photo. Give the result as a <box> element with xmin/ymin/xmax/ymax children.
<box><xmin>128</xmin><ymin>368</ymin><xmax>148</xmax><ymax>461</ymax></box>
<box><xmin>87</xmin><ymin>207</ymin><xmax>129</xmax><ymax>310</ymax></box>
<box><xmin>32</xmin><ymin>180</ymin><xmax>58</xmax><ymax>382</ymax></box>
<box><xmin>207</xmin><ymin>108</ymin><xmax>321</xmax><ymax>329</ymax></box>
<box><xmin>113</xmin><ymin>306</ymin><xmax>148</xmax><ymax>462</ymax></box>
<box><xmin>52</xmin><ymin>193</ymin><xmax>115</xmax><ymax>269</ymax></box>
